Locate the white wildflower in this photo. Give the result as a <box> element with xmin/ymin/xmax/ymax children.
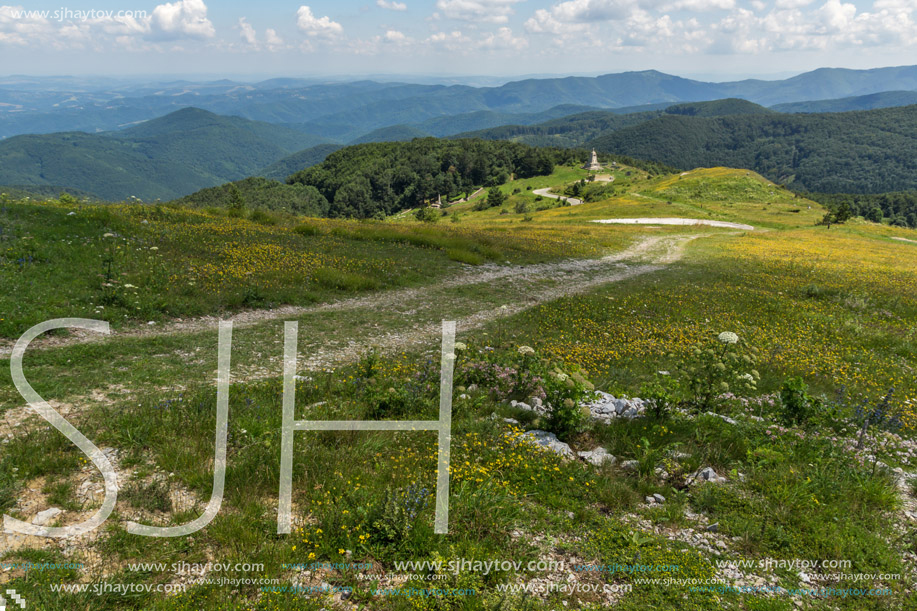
<box><xmin>517</xmin><ymin>345</ymin><xmax>535</xmax><ymax>356</ymax></box>
<box><xmin>454</xmin><ymin>342</ymin><xmax>467</xmax><ymax>352</ymax></box>
<box><xmin>718</xmin><ymin>331</ymin><xmax>739</xmax><ymax>345</ymax></box>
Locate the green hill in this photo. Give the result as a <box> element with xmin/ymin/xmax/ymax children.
<box><xmin>348</xmin><ymin>125</ymin><xmax>431</xmax><ymax>145</ymax></box>
<box><xmin>0</xmin><ymin>108</ymin><xmax>327</xmax><ymax>201</ymax></box>
<box><xmin>173</xmin><ymin>176</ymin><xmax>329</xmax><ymax>216</ymax></box>
<box><xmin>663</xmin><ymin>98</ymin><xmax>774</xmax><ymax>117</ymax></box>
<box><xmin>288</xmin><ymin>138</ymin><xmax>579</xmax><ymax>218</ymax></box>
<box><xmin>587</xmin><ymin>105</ymin><xmax>917</xmax><ymax>193</ymax></box>
<box><xmin>258</xmin><ymin>144</ymin><xmax>343</xmax><ymax>180</ymax></box>
<box><xmin>771</xmin><ymin>90</ymin><xmax>917</xmax><ymax>113</ymax></box>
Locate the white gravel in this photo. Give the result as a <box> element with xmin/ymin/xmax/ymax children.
<box><xmin>591</xmin><ymin>217</ymin><xmax>754</xmax><ymax>230</ymax></box>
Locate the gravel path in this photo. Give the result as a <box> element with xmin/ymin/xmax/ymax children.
<box><xmin>0</xmin><ymin>235</ymin><xmax>693</xmax><ymax>360</ymax></box>
<box><xmin>533</xmin><ymin>188</ymin><xmax>583</xmax><ymax>206</ymax></box>
<box><xmin>592</xmin><ymin>218</ymin><xmax>754</xmax><ymax>230</ymax></box>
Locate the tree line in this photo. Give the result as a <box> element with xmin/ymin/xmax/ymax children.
<box><xmin>286</xmin><ymin>138</ymin><xmax>580</xmax><ymax>218</ymax></box>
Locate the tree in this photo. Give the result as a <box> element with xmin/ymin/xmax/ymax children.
<box><xmin>866</xmin><ymin>206</ymin><xmax>884</xmax><ymax>223</ymax></box>
<box><xmin>414</xmin><ymin>206</ymin><xmax>439</xmax><ymax>223</ymax></box>
<box><xmin>228</xmin><ymin>184</ymin><xmax>245</xmax><ymax>211</ymax></box>
<box><xmin>486</xmin><ymin>186</ymin><xmax>505</xmax><ymax>209</ymax></box>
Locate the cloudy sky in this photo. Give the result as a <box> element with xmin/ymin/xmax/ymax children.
<box><xmin>0</xmin><ymin>0</ymin><xmax>914</xmax><ymax>79</ymax></box>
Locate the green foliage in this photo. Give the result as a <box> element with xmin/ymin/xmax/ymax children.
<box><xmin>779</xmin><ymin>377</ymin><xmax>823</xmax><ymax>426</ymax></box>
<box><xmin>589</xmin><ymin>106</ymin><xmax>917</xmax><ymax>193</ymax></box>
<box><xmin>808</xmin><ymin>191</ymin><xmax>917</xmax><ymax>227</ymax></box>
<box><xmin>0</xmin><ymin>107</ymin><xmax>327</xmax><ymax>201</ymax></box>
<box><xmin>640</xmin><ymin>376</ymin><xmax>678</xmax><ymax>420</ymax></box>
<box><xmin>542</xmin><ymin>367</ymin><xmax>592</xmax><ymax>440</ymax></box>
<box><xmin>675</xmin><ymin>332</ymin><xmax>760</xmax><ymax>412</ymax></box>
<box><xmin>176</xmin><ymin>176</ymin><xmax>330</xmax><ymax>216</ymax></box>
<box><xmin>484</xmin><ymin>186</ymin><xmax>506</xmax><ymax>209</ymax></box>
<box><xmin>370</xmin><ymin>484</ymin><xmax>431</xmax><ymax>545</ymax></box>
<box><xmin>288</xmin><ymin>138</ymin><xmax>577</xmax><ymax>218</ymax></box>
<box><xmin>414</xmin><ymin>206</ymin><xmax>440</xmax><ymax>223</ymax></box>
<box><xmin>121</xmin><ymin>479</ymin><xmax>173</xmax><ymax>514</ymax></box>
<box><xmin>259</xmin><ymin>143</ymin><xmax>343</xmax><ymax>181</ymax></box>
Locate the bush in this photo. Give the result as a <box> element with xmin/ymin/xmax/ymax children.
<box><xmin>543</xmin><ymin>367</ymin><xmax>592</xmax><ymax>440</ymax></box>
<box><xmin>779</xmin><ymin>377</ymin><xmax>822</xmax><ymax>426</ymax></box>
<box><xmin>641</xmin><ymin>377</ymin><xmax>678</xmax><ymax>420</ymax></box>
<box><xmin>414</xmin><ymin>206</ymin><xmax>439</xmax><ymax>223</ymax></box>
<box><xmin>676</xmin><ymin>331</ymin><xmax>760</xmax><ymax>412</ymax></box>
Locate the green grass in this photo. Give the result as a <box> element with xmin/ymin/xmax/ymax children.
<box><xmin>2</xmin><ymin>164</ymin><xmax>916</xmax><ymax>610</ymax></box>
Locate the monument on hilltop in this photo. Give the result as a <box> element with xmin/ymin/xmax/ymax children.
<box><xmin>583</xmin><ymin>149</ymin><xmax>602</xmax><ymax>171</ymax></box>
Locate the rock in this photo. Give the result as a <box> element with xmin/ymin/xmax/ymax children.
<box><xmin>531</xmin><ymin>397</ymin><xmax>544</xmax><ymax>410</ymax></box>
<box><xmin>614</xmin><ymin>399</ymin><xmax>629</xmax><ymax>414</ymax></box>
<box><xmin>622</xmin><ymin>407</ymin><xmax>639</xmax><ymax>419</ymax></box>
<box><xmin>694</xmin><ymin>467</ymin><xmax>727</xmax><ymax>484</ymax></box>
<box><xmin>645</xmin><ymin>496</ymin><xmax>656</xmax><ymax>504</ymax></box>
<box><xmin>798</xmin><ymin>571</ymin><xmax>810</xmax><ymax>584</ymax></box>
<box><xmin>521</xmin><ymin>430</ymin><xmax>574</xmax><ymax>459</ymax></box>
<box><xmin>706</xmin><ymin>522</ymin><xmax>719</xmax><ymax>533</ymax></box>
<box><xmin>515</xmin><ymin>402</ymin><xmax>532</xmax><ymax>412</ymax></box>
<box><xmin>33</xmin><ymin>507</ymin><xmax>63</xmax><ymax>526</ymax></box>
<box><xmin>503</xmin><ymin>418</ymin><xmax>520</xmax><ymax>425</ymax></box>
<box><xmin>705</xmin><ymin>411</ymin><xmax>737</xmax><ymax>425</ymax></box>
<box><xmin>577</xmin><ymin>447</ymin><xmax>616</xmax><ymax>467</ymax></box>
<box><xmin>620</xmin><ymin>460</ymin><xmax>639</xmax><ymax>471</ymax></box>
<box><xmin>652</xmin><ymin>493</ymin><xmax>666</xmax><ymax>504</ymax></box>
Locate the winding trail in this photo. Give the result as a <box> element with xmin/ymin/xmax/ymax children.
<box><xmin>533</xmin><ymin>188</ymin><xmax>583</xmax><ymax>206</ymax></box>
<box><xmin>0</xmin><ymin>235</ymin><xmax>696</xmax><ymax>367</ymax></box>
<box><xmin>592</xmin><ymin>218</ymin><xmax>755</xmax><ymax>230</ymax></box>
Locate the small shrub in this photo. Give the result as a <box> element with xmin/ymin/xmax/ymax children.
<box><xmin>779</xmin><ymin>377</ymin><xmax>822</xmax><ymax>426</ymax></box>
<box><xmin>122</xmin><ymin>479</ymin><xmax>172</xmax><ymax>513</ymax></box>
<box><xmin>370</xmin><ymin>484</ymin><xmax>431</xmax><ymax>544</ymax></box>
<box><xmin>312</xmin><ymin>267</ymin><xmax>380</xmax><ymax>291</ymax></box>
<box><xmin>447</xmin><ymin>248</ymin><xmax>484</xmax><ymax>265</ymax></box>
<box><xmin>293</xmin><ymin>222</ymin><xmax>323</xmax><ymax>236</ymax></box>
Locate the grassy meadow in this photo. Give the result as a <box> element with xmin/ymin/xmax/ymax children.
<box><xmin>1</xmin><ymin>163</ymin><xmax>916</xmax><ymax>610</ymax></box>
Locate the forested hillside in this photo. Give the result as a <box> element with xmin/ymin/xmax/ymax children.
<box><xmin>288</xmin><ymin>139</ymin><xmax>579</xmax><ymax>218</ymax></box>
<box><xmin>258</xmin><ymin>144</ymin><xmax>343</xmax><ymax>181</ymax></box>
<box><xmin>806</xmin><ymin>191</ymin><xmax>917</xmax><ymax>228</ymax></box>
<box><xmin>455</xmin><ymin>100</ymin><xmax>773</xmax><ymax>148</ymax></box>
<box><xmin>0</xmin><ymin>108</ymin><xmax>327</xmax><ymax>201</ymax></box>
<box><xmin>588</xmin><ymin>106</ymin><xmax>917</xmax><ymax>193</ymax></box>
<box><xmin>174</xmin><ymin>177</ymin><xmax>330</xmax><ymax>216</ymax></box>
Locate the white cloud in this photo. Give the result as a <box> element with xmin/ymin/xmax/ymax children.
<box><xmin>148</xmin><ymin>0</ymin><xmax>215</xmax><ymax>39</ymax></box>
<box><xmin>479</xmin><ymin>26</ymin><xmax>528</xmax><ymax>49</ymax></box>
<box><xmin>296</xmin><ymin>5</ymin><xmax>343</xmax><ymax>37</ymax></box>
<box><xmin>238</xmin><ymin>17</ymin><xmax>257</xmax><ymax>46</ymax></box>
<box><xmin>525</xmin><ymin>9</ymin><xmax>586</xmax><ymax>33</ymax></box>
<box><xmin>0</xmin><ymin>5</ymin><xmax>53</xmax><ymax>45</ymax></box>
<box><xmin>666</xmin><ymin>0</ymin><xmax>735</xmax><ymax>10</ymax></box>
<box><xmin>377</xmin><ymin>0</ymin><xmax>408</xmax><ymax>10</ymax></box>
<box><xmin>265</xmin><ymin>28</ymin><xmax>284</xmax><ymax>49</ymax></box>
<box><xmin>775</xmin><ymin>0</ymin><xmax>815</xmax><ymax>8</ymax></box>
<box><xmin>436</xmin><ymin>0</ymin><xmax>525</xmax><ymax>24</ymax></box>
<box><xmin>550</xmin><ymin>0</ymin><xmax>639</xmax><ymax>22</ymax></box>
<box><xmin>384</xmin><ymin>29</ymin><xmax>408</xmax><ymax>42</ymax></box>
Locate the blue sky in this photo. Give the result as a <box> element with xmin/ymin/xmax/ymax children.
<box><xmin>0</xmin><ymin>0</ymin><xmax>914</xmax><ymax>79</ymax></box>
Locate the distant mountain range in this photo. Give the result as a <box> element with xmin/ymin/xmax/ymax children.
<box><xmin>2</xmin><ymin>65</ymin><xmax>917</xmax><ymax>201</ymax></box>
<box><xmin>0</xmin><ymin>108</ymin><xmax>327</xmax><ymax>200</ymax></box>
<box><xmin>1</xmin><ymin>65</ymin><xmax>916</xmax><ymax>142</ymax></box>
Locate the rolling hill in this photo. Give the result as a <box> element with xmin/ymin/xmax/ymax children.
<box><xmin>771</xmin><ymin>90</ymin><xmax>917</xmax><ymax>113</ymax></box>
<box><xmin>4</xmin><ymin>66</ymin><xmax>917</xmax><ymax>141</ymax></box>
<box><xmin>0</xmin><ymin>108</ymin><xmax>327</xmax><ymax>201</ymax></box>
<box><xmin>258</xmin><ymin>143</ymin><xmax>344</xmax><ymax>181</ymax></box>
<box><xmin>587</xmin><ymin>105</ymin><xmax>917</xmax><ymax>193</ymax></box>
